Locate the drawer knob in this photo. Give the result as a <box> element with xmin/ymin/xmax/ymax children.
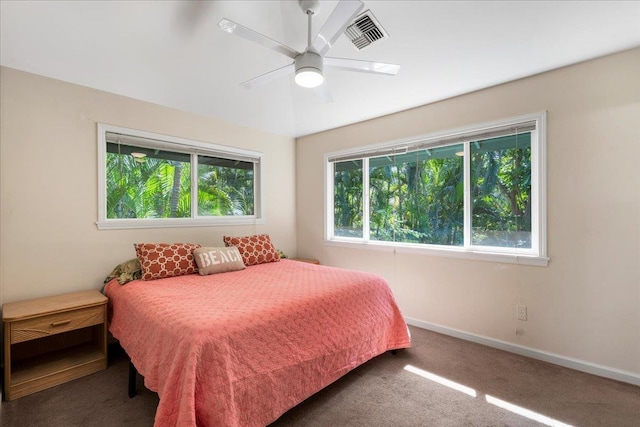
<box><xmin>51</xmin><ymin>319</ymin><xmax>72</xmax><ymax>327</ymax></box>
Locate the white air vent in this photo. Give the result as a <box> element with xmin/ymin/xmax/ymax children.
<box><xmin>345</xmin><ymin>10</ymin><xmax>388</xmax><ymax>51</ymax></box>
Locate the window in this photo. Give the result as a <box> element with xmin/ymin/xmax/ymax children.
<box><xmin>97</xmin><ymin>124</ymin><xmax>263</xmax><ymax>229</ymax></box>
<box><xmin>326</xmin><ymin>113</ymin><xmax>547</xmax><ymax>265</ymax></box>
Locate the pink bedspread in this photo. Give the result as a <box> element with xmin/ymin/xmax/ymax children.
<box><xmin>105</xmin><ymin>259</ymin><xmax>411</xmax><ymax>426</ymax></box>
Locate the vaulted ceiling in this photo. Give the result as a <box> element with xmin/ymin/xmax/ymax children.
<box><xmin>1</xmin><ymin>1</ymin><xmax>639</xmax><ymax>137</ymax></box>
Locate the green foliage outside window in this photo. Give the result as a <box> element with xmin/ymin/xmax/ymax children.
<box><xmin>471</xmin><ymin>133</ymin><xmax>531</xmax><ymax>248</ymax></box>
<box><xmin>197</xmin><ymin>157</ymin><xmax>254</xmax><ymax>217</ymax></box>
<box><xmin>333</xmin><ymin>133</ymin><xmax>532</xmax><ymax>249</ymax></box>
<box><xmin>106</xmin><ymin>143</ymin><xmax>254</xmax><ymax>219</ymax></box>
<box><xmin>334</xmin><ymin>160</ymin><xmax>363</xmax><ymax>238</ymax></box>
<box><xmin>368</xmin><ymin>144</ymin><xmax>464</xmax><ymax>245</ymax></box>
<box><xmin>106</xmin><ymin>149</ymin><xmax>191</xmax><ymax>219</ymax></box>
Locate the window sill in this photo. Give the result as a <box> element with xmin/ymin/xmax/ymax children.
<box><xmin>324</xmin><ymin>239</ymin><xmax>549</xmax><ymax>267</ymax></box>
<box><xmin>96</xmin><ymin>217</ymin><xmax>265</xmax><ymax>230</ymax></box>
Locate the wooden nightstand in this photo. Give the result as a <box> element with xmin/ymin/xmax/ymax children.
<box><xmin>2</xmin><ymin>290</ymin><xmax>108</xmax><ymax>401</ymax></box>
<box><xmin>290</xmin><ymin>258</ymin><xmax>320</xmax><ymax>265</ymax></box>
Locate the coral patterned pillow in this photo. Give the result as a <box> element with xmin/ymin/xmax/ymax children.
<box><xmin>134</xmin><ymin>243</ymin><xmax>201</xmax><ymax>281</ymax></box>
<box><xmin>223</xmin><ymin>234</ymin><xmax>280</xmax><ymax>266</ymax></box>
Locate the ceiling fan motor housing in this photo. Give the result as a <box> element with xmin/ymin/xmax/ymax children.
<box><xmin>296</xmin><ymin>52</ymin><xmax>323</xmax><ymax>74</ymax></box>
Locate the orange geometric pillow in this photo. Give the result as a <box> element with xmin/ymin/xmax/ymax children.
<box><xmin>223</xmin><ymin>234</ymin><xmax>280</xmax><ymax>266</ymax></box>
<box><xmin>134</xmin><ymin>243</ymin><xmax>201</xmax><ymax>281</ymax></box>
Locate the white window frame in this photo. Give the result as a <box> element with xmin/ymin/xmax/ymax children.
<box><xmin>324</xmin><ymin>112</ymin><xmax>548</xmax><ymax>266</ymax></box>
<box><xmin>97</xmin><ymin>124</ymin><xmax>264</xmax><ymax>230</ymax></box>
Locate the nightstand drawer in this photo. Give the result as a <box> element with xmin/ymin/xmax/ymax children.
<box><xmin>10</xmin><ymin>305</ymin><xmax>104</xmax><ymax>344</ymax></box>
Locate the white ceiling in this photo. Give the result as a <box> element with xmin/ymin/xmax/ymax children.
<box><xmin>1</xmin><ymin>1</ymin><xmax>639</xmax><ymax>138</ymax></box>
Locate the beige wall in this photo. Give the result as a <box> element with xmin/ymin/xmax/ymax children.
<box><xmin>296</xmin><ymin>48</ymin><xmax>640</xmax><ymax>376</ymax></box>
<box><xmin>0</xmin><ymin>67</ymin><xmax>297</xmax><ymax>305</ymax></box>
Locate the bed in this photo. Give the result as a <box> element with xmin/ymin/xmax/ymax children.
<box><xmin>105</xmin><ymin>258</ymin><xmax>411</xmax><ymax>426</ymax></box>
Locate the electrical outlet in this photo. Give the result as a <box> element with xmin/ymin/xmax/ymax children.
<box><xmin>516</xmin><ymin>305</ymin><xmax>527</xmax><ymax>321</ymax></box>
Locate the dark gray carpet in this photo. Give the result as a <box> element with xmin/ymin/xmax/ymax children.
<box><xmin>2</xmin><ymin>325</ymin><xmax>639</xmax><ymax>426</ymax></box>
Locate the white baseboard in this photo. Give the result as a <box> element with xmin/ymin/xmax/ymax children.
<box><xmin>404</xmin><ymin>317</ymin><xmax>640</xmax><ymax>387</ymax></box>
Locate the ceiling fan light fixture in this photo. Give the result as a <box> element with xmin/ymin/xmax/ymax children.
<box><xmin>295</xmin><ymin>68</ymin><xmax>323</xmax><ymax>88</ymax></box>
<box><xmin>294</xmin><ymin>51</ymin><xmax>324</xmax><ymax>88</ymax></box>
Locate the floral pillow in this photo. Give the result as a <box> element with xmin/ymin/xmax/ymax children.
<box><xmin>103</xmin><ymin>258</ymin><xmax>142</xmax><ymax>286</ymax></box>
<box><xmin>222</xmin><ymin>234</ymin><xmax>280</xmax><ymax>266</ymax></box>
<box><xmin>134</xmin><ymin>243</ymin><xmax>201</xmax><ymax>281</ymax></box>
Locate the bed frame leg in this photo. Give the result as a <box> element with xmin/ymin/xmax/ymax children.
<box><xmin>128</xmin><ymin>360</ymin><xmax>138</xmax><ymax>398</ymax></box>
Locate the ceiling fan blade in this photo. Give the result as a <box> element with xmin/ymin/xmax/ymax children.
<box><xmin>240</xmin><ymin>63</ymin><xmax>295</xmax><ymax>90</ymax></box>
<box><xmin>324</xmin><ymin>57</ymin><xmax>400</xmax><ymax>75</ymax></box>
<box><xmin>219</xmin><ymin>18</ymin><xmax>299</xmax><ymax>60</ymax></box>
<box><xmin>310</xmin><ymin>0</ymin><xmax>364</xmax><ymax>56</ymax></box>
<box><xmin>314</xmin><ymin>82</ymin><xmax>333</xmax><ymax>103</ymax></box>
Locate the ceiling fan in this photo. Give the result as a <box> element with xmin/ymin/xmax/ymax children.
<box><xmin>218</xmin><ymin>0</ymin><xmax>400</xmax><ymax>99</ymax></box>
